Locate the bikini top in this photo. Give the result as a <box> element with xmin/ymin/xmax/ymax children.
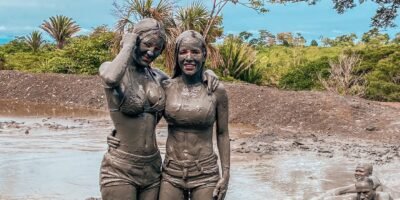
<box><xmin>114</xmin><ymin>66</ymin><xmax>165</xmax><ymax>116</ymax></box>
<box><xmin>163</xmin><ymin>78</ymin><xmax>216</xmax><ymax>127</ymax></box>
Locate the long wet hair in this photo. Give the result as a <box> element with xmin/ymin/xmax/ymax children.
<box><xmin>172</xmin><ymin>30</ymin><xmax>207</xmax><ymax>79</ymax></box>
<box><xmin>132</xmin><ymin>18</ymin><xmax>167</xmax><ymax>53</ymax></box>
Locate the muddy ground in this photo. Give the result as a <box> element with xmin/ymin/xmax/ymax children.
<box><xmin>1</xmin><ymin>70</ymin><xmax>400</xmax><ymax>165</ymax></box>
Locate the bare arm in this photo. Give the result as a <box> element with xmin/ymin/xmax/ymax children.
<box><xmin>213</xmin><ymin>83</ymin><xmax>230</xmax><ymax>200</ymax></box>
<box><xmin>99</xmin><ymin>33</ymin><xmax>137</xmax><ymax>87</ymax></box>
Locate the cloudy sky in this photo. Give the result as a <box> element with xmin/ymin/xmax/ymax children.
<box><xmin>0</xmin><ymin>0</ymin><xmax>399</xmax><ymax>44</ymax></box>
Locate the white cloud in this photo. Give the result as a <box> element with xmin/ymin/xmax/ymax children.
<box><xmin>0</xmin><ymin>26</ymin><xmax>6</xmax><ymax>31</ymax></box>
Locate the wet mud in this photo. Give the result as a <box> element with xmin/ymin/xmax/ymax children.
<box><xmin>0</xmin><ymin>101</ymin><xmax>399</xmax><ymax>200</ymax></box>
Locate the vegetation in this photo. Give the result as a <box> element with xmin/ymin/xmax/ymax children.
<box><xmin>1</xmin><ymin>26</ymin><xmax>114</xmax><ymax>74</ymax></box>
<box><xmin>24</xmin><ymin>31</ymin><xmax>45</xmax><ymax>52</ymax></box>
<box><xmin>217</xmin><ymin>36</ymin><xmax>263</xmax><ymax>84</ymax></box>
<box><xmin>41</xmin><ymin>15</ymin><xmax>81</xmax><ymax>49</ymax></box>
<box><xmin>0</xmin><ymin>0</ymin><xmax>399</xmax><ymax>101</ymax></box>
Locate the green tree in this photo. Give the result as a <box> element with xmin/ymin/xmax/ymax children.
<box><xmin>293</xmin><ymin>33</ymin><xmax>306</xmax><ymax>47</ymax></box>
<box><xmin>41</xmin><ymin>15</ymin><xmax>80</xmax><ymax>49</ymax></box>
<box><xmin>393</xmin><ymin>33</ymin><xmax>400</xmax><ymax>44</ymax></box>
<box><xmin>277</xmin><ymin>32</ymin><xmax>293</xmax><ymax>46</ymax></box>
<box><xmin>361</xmin><ymin>28</ymin><xmax>389</xmax><ymax>46</ymax></box>
<box><xmin>310</xmin><ymin>39</ymin><xmax>318</xmax><ymax>46</ymax></box>
<box><xmin>330</xmin><ymin>0</ymin><xmax>399</xmax><ymax>28</ymax></box>
<box><xmin>24</xmin><ymin>31</ymin><xmax>44</xmax><ymax>52</ymax></box>
<box><xmin>239</xmin><ymin>31</ymin><xmax>253</xmax><ymax>41</ymax></box>
<box><xmin>258</xmin><ymin>29</ymin><xmax>275</xmax><ymax>46</ymax></box>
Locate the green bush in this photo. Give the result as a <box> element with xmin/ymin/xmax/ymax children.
<box><xmin>0</xmin><ymin>37</ymin><xmax>31</xmax><ymax>54</ymax></box>
<box><xmin>1</xmin><ymin>30</ymin><xmax>114</xmax><ymax>74</ymax></box>
<box><xmin>279</xmin><ymin>57</ymin><xmax>331</xmax><ymax>90</ymax></box>
<box><xmin>37</xmin><ymin>56</ymin><xmax>78</xmax><ymax>73</ymax></box>
<box><xmin>258</xmin><ymin>46</ymin><xmax>342</xmax><ymax>86</ymax></box>
<box><xmin>364</xmin><ymin>50</ymin><xmax>400</xmax><ymax>101</ymax></box>
<box><xmin>356</xmin><ymin>45</ymin><xmax>399</xmax><ymax>74</ymax></box>
<box><xmin>4</xmin><ymin>52</ymin><xmax>47</xmax><ymax>71</ymax></box>
<box><xmin>63</xmin><ymin>32</ymin><xmax>114</xmax><ymax>74</ymax></box>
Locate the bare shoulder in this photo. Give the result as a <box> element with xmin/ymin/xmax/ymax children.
<box><xmin>214</xmin><ymin>83</ymin><xmax>228</xmax><ymax>101</ymax></box>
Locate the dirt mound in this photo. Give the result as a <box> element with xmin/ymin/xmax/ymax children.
<box><xmin>1</xmin><ymin>70</ymin><xmax>399</xmax><ymax>142</ymax></box>
<box><xmin>225</xmin><ymin>83</ymin><xmax>400</xmax><ymax>141</ymax></box>
<box><xmin>0</xmin><ymin>70</ymin><xmax>106</xmax><ymax>109</ymax></box>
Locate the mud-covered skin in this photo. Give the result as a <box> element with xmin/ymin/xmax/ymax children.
<box><xmin>99</xmin><ymin>20</ymin><xmax>220</xmax><ymax>200</ymax></box>
<box><xmin>160</xmin><ymin>30</ymin><xmax>230</xmax><ymax>200</ymax></box>
<box><xmin>355</xmin><ymin>178</ymin><xmax>393</xmax><ymax>200</ymax></box>
<box><xmin>314</xmin><ymin>164</ymin><xmax>385</xmax><ymax>200</ymax></box>
<box><xmin>99</xmin><ymin>18</ymin><xmax>167</xmax><ymax>200</ymax></box>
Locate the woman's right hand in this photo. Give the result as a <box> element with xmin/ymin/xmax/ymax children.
<box><xmin>120</xmin><ymin>32</ymin><xmax>138</xmax><ymax>51</ymax></box>
<box><xmin>107</xmin><ymin>129</ymin><xmax>120</xmax><ymax>149</ymax></box>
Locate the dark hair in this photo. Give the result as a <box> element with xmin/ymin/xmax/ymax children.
<box><xmin>172</xmin><ymin>30</ymin><xmax>207</xmax><ymax>79</ymax></box>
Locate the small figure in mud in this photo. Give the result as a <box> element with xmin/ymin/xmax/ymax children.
<box><xmin>320</xmin><ymin>178</ymin><xmax>393</xmax><ymax>200</ymax></box>
<box><xmin>334</xmin><ymin>163</ymin><xmax>383</xmax><ymax>195</ymax></box>
<box><xmin>354</xmin><ymin>178</ymin><xmax>393</xmax><ymax>200</ymax></box>
<box><xmin>314</xmin><ymin>163</ymin><xmax>383</xmax><ymax>200</ymax></box>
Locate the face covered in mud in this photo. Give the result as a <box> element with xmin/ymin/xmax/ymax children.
<box><xmin>355</xmin><ymin>164</ymin><xmax>372</xmax><ymax>181</ymax></box>
<box><xmin>131</xmin><ymin>18</ymin><xmax>166</xmax><ymax>68</ymax></box>
<box><xmin>176</xmin><ymin>31</ymin><xmax>206</xmax><ymax>77</ymax></box>
<box><xmin>356</xmin><ymin>179</ymin><xmax>375</xmax><ymax>200</ymax></box>
<box><xmin>134</xmin><ymin>32</ymin><xmax>164</xmax><ymax>67</ymax></box>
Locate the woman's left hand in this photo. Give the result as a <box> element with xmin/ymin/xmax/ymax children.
<box><xmin>212</xmin><ymin>175</ymin><xmax>229</xmax><ymax>200</ymax></box>
<box><xmin>203</xmin><ymin>70</ymin><xmax>219</xmax><ymax>94</ymax></box>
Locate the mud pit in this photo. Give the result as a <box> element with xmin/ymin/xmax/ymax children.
<box><xmin>0</xmin><ymin>100</ymin><xmax>399</xmax><ymax>200</ymax></box>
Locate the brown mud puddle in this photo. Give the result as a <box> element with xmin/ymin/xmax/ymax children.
<box><xmin>0</xmin><ymin>101</ymin><xmax>399</xmax><ymax>200</ymax></box>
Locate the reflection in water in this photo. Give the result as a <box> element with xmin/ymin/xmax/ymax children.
<box><xmin>0</xmin><ymin>101</ymin><xmax>399</xmax><ymax>200</ymax></box>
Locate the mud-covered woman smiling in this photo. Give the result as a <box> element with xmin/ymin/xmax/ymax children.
<box><xmin>160</xmin><ymin>30</ymin><xmax>230</xmax><ymax>200</ymax></box>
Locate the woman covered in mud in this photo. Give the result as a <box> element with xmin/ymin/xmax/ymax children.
<box><xmin>98</xmin><ymin>19</ymin><xmax>218</xmax><ymax>200</ymax></box>
<box><xmin>159</xmin><ymin>30</ymin><xmax>230</xmax><ymax>200</ymax></box>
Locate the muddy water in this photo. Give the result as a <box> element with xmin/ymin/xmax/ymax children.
<box><xmin>0</xmin><ymin>101</ymin><xmax>399</xmax><ymax>200</ymax></box>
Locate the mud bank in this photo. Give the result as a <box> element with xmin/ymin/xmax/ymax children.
<box><xmin>1</xmin><ymin>70</ymin><xmax>399</xmax><ymax>141</ymax></box>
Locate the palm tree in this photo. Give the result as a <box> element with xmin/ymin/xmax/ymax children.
<box><xmin>24</xmin><ymin>30</ymin><xmax>44</xmax><ymax>52</ymax></box>
<box><xmin>40</xmin><ymin>15</ymin><xmax>80</xmax><ymax>49</ymax></box>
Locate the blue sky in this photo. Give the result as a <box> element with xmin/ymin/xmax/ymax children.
<box><xmin>0</xmin><ymin>0</ymin><xmax>399</xmax><ymax>44</ymax></box>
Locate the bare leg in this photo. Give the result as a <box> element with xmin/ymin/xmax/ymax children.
<box><xmin>191</xmin><ymin>186</ymin><xmax>215</xmax><ymax>200</ymax></box>
<box><xmin>159</xmin><ymin>181</ymin><xmax>185</xmax><ymax>200</ymax></box>
<box><xmin>101</xmin><ymin>185</ymin><xmax>137</xmax><ymax>200</ymax></box>
<box><xmin>139</xmin><ymin>185</ymin><xmax>160</xmax><ymax>200</ymax></box>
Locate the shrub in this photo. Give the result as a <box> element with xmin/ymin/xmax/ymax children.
<box><xmin>62</xmin><ymin>32</ymin><xmax>114</xmax><ymax>74</ymax></box>
<box><xmin>320</xmin><ymin>52</ymin><xmax>365</xmax><ymax>96</ymax></box>
<box><xmin>364</xmin><ymin>50</ymin><xmax>400</xmax><ymax>101</ymax></box>
<box><xmin>218</xmin><ymin>36</ymin><xmax>264</xmax><ymax>84</ymax></box>
<box><xmin>279</xmin><ymin>57</ymin><xmax>331</xmax><ymax>90</ymax></box>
